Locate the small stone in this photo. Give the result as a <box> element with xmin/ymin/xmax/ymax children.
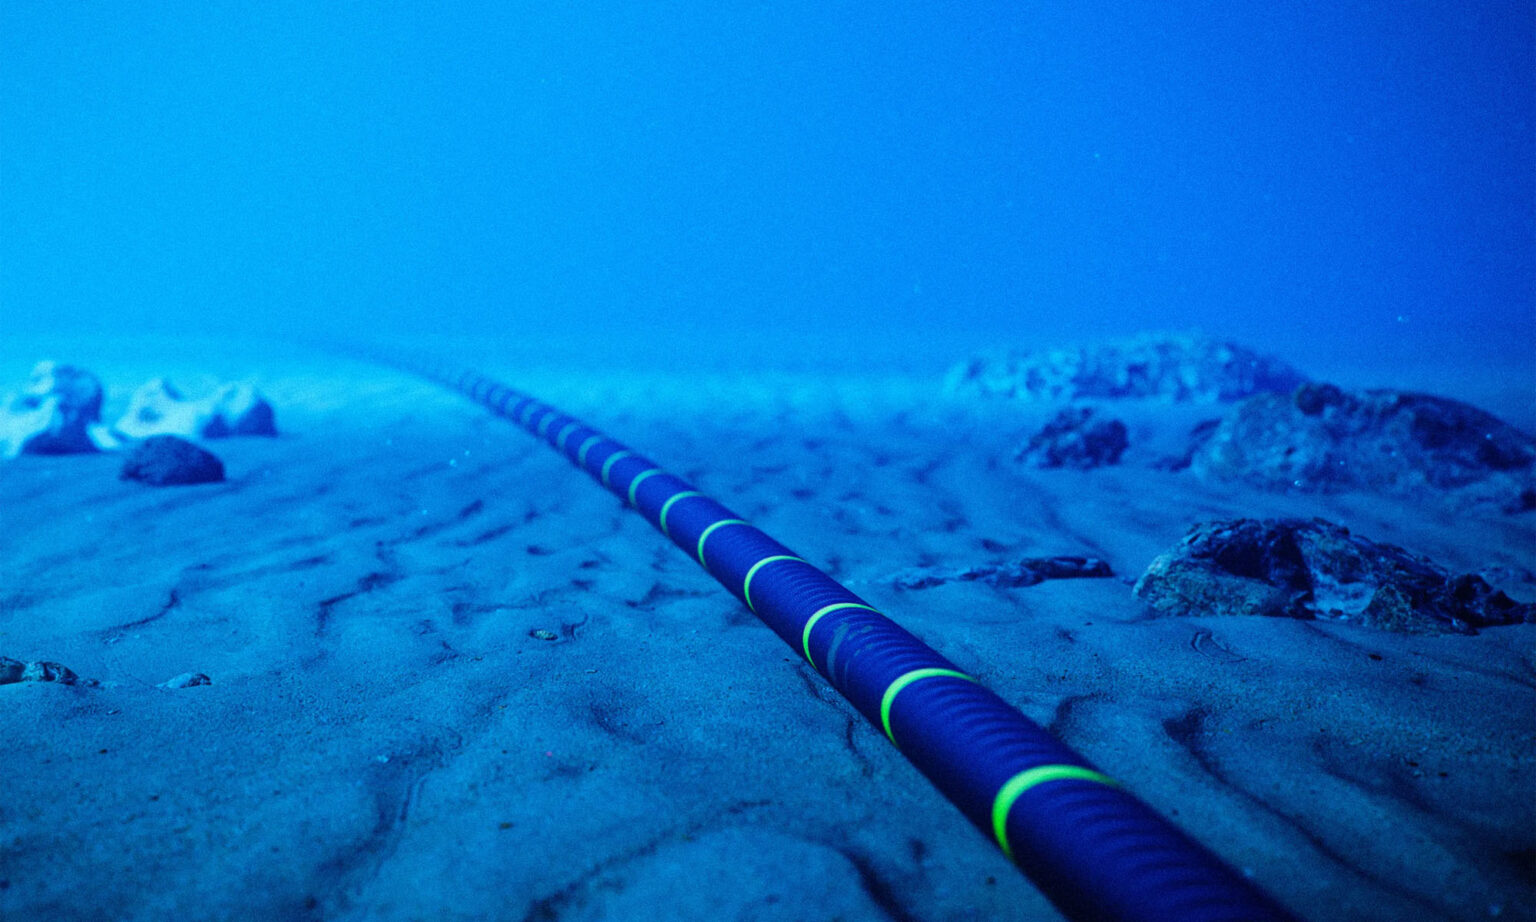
<box><xmin>24</xmin><ymin>661</ymin><xmax>80</xmax><ymax>684</ymax></box>
<box><xmin>0</xmin><ymin>656</ymin><xmax>25</xmax><ymax>684</ymax></box>
<box><xmin>529</xmin><ymin>629</ymin><xmax>559</xmax><ymax>642</ymax></box>
<box><xmin>0</xmin><ymin>656</ymin><xmax>95</xmax><ymax>686</ymax></box>
<box><xmin>158</xmin><ymin>672</ymin><xmax>211</xmax><ymax>689</ymax></box>
<box><xmin>120</xmin><ymin>435</ymin><xmax>225</xmax><ymax>486</ymax></box>
<box><xmin>892</xmin><ymin>555</ymin><xmax>1114</xmax><ymax>590</ymax></box>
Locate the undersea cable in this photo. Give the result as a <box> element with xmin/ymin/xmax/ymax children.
<box><xmin>361</xmin><ymin>347</ymin><xmax>1300</xmax><ymax>922</ymax></box>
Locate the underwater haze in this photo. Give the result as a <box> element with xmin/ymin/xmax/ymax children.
<box><xmin>3</xmin><ymin>1</ymin><xmax>1533</xmax><ymax>368</ymax></box>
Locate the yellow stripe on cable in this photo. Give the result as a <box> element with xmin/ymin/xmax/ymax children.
<box><xmin>628</xmin><ymin>469</ymin><xmax>662</xmax><ymax>507</ymax></box>
<box><xmin>600</xmin><ymin>450</ymin><xmax>634</xmax><ymax>487</ymax></box>
<box><xmin>554</xmin><ymin>421</ymin><xmax>578</xmax><ymax>452</ymax></box>
<box><xmin>880</xmin><ymin>668</ymin><xmax>976</xmax><ymax>743</ymax></box>
<box><xmin>659</xmin><ymin>491</ymin><xmax>703</xmax><ymax>538</ymax></box>
<box><xmin>992</xmin><ymin>766</ymin><xmax>1120</xmax><ymax>862</ymax></box>
<box><xmin>801</xmin><ymin>602</ymin><xmax>879</xmax><ymax>668</ymax></box>
<box><xmin>742</xmin><ymin>555</ymin><xmax>804</xmax><ymax>612</ymax></box>
<box><xmin>695</xmin><ymin>519</ymin><xmax>747</xmax><ymax>566</ymax></box>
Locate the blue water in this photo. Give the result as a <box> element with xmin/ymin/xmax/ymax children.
<box><xmin>2</xmin><ymin>2</ymin><xmax>1531</xmax><ymax>369</ymax></box>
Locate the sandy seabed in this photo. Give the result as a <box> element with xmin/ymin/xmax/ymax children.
<box><xmin>1</xmin><ymin>335</ymin><xmax>1532</xmax><ymax>922</ymax></box>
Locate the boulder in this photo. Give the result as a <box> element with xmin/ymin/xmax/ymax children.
<box><xmin>0</xmin><ymin>361</ymin><xmax>113</xmax><ymax>458</ymax></box>
<box><xmin>947</xmin><ymin>332</ymin><xmax>1307</xmax><ymax>403</ymax></box>
<box><xmin>1134</xmin><ymin>517</ymin><xmax>1535</xmax><ymax>633</ymax></box>
<box><xmin>1190</xmin><ymin>383</ymin><xmax>1536</xmax><ymax>509</ymax></box>
<box><xmin>120</xmin><ymin>435</ymin><xmax>226</xmax><ymax>486</ymax></box>
<box><xmin>114</xmin><ymin>378</ymin><xmax>277</xmax><ymax>440</ymax></box>
<box><xmin>1015</xmin><ymin>407</ymin><xmax>1128</xmax><ymax>469</ymax></box>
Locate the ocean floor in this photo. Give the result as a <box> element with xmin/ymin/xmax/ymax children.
<box><xmin>1</xmin><ymin>334</ymin><xmax>1533</xmax><ymax>921</ymax></box>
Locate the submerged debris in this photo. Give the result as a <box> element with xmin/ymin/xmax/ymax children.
<box><xmin>1190</xmin><ymin>383</ymin><xmax>1535</xmax><ymax>510</ymax></box>
<box><xmin>892</xmin><ymin>555</ymin><xmax>1114</xmax><ymax>590</ymax></box>
<box><xmin>1015</xmin><ymin>407</ymin><xmax>1128</xmax><ymax>469</ymax></box>
<box><xmin>1134</xmin><ymin>517</ymin><xmax>1535</xmax><ymax>633</ymax></box>
<box><xmin>120</xmin><ymin>435</ymin><xmax>226</xmax><ymax>486</ymax></box>
<box><xmin>947</xmin><ymin>332</ymin><xmax>1307</xmax><ymax>403</ymax></box>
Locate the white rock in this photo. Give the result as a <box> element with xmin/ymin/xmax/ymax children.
<box><xmin>114</xmin><ymin>378</ymin><xmax>277</xmax><ymax>440</ymax></box>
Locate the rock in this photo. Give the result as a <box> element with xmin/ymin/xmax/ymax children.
<box><xmin>120</xmin><ymin>435</ymin><xmax>226</xmax><ymax>486</ymax></box>
<box><xmin>158</xmin><ymin>672</ymin><xmax>211</xmax><ymax>689</ymax></box>
<box><xmin>947</xmin><ymin>332</ymin><xmax>1307</xmax><ymax>403</ymax></box>
<box><xmin>1134</xmin><ymin>517</ymin><xmax>1536</xmax><ymax>633</ymax></box>
<box><xmin>893</xmin><ymin>555</ymin><xmax>1114</xmax><ymax>590</ymax></box>
<box><xmin>114</xmin><ymin>378</ymin><xmax>277</xmax><ymax>440</ymax></box>
<box><xmin>0</xmin><ymin>361</ymin><xmax>110</xmax><ymax>458</ymax></box>
<box><xmin>1191</xmin><ymin>383</ymin><xmax>1536</xmax><ymax>508</ymax></box>
<box><xmin>0</xmin><ymin>655</ymin><xmax>97</xmax><ymax>686</ymax></box>
<box><xmin>1015</xmin><ymin>407</ymin><xmax>1128</xmax><ymax>468</ymax></box>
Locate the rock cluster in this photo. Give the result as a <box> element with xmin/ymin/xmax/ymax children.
<box><xmin>1015</xmin><ymin>407</ymin><xmax>1128</xmax><ymax>469</ymax></box>
<box><xmin>947</xmin><ymin>332</ymin><xmax>1307</xmax><ymax>403</ymax></box>
<box><xmin>1134</xmin><ymin>517</ymin><xmax>1534</xmax><ymax>633</ymax></box>
<box><xmin>2</xmin><ymin>361</ymin><xmax>279</xmax><ymax>487</ymax></box>
<box><xmin>1190</xmin><ymin>383</ymin><xmax>1535</xmax><ymax>510</ymax></box>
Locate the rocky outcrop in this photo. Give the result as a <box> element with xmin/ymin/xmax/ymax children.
<box><xmin>120</xmin><ymin>435</ymin><xmax>226</xmax><ymax>486</ymax></box>
<box><xmin>1134</xmin><ymin>517</ymin><xmax>1534</xmax><ymax>633</ymax></box>
<box><xmin>1190</xmin><ymin>383</ymin><xmax>1535</xmax><ymax>510</ymax></box>
<box><xmin>0</xmin><ymin>361</ymin><xmax>115</xmax><ymax>458</ymax></box>
<box><xmin>892</xmin><ymin>555</ymin><xmax>1113</xmax><ymax>590</ymax></box>
<box><xmin>947</xmin><ymin>332</ymin><xmax>1307</xmax><ymax>403</ymax></box>
<box><xmin>114</xmin><ymin>378</ymin><xmax>277</xmax><ymax>440</ymax></box>
<box><xmin>1015</xmin><ymin>407</ymin><xmax>1128</xmax><ymax>469</ymax></box>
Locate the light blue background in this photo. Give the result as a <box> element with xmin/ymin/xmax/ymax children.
<box><xmin>4</xmin><ymin>2</ymin><xmax>1532</xmax><ymax>366</ymax></box>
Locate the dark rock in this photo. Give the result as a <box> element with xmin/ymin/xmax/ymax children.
<box><xmin>946</xmin><ymin>332</ymin><xmax>1307</xmax><ymax>403</ymax></box>
<box><xmin>120</xmin><ymin>435</ymin><xmax>225</xmax><ymax>486</ymax></box>
<box><xmin>1134</xmin><ymin>517</ymin><xmax>1536</xmax><ymax>633</ymax></box>
<box><xmin>893</xmin><ymin>555</ymin><xmax>1114</xmax><ymax>590</ymax></box>
<box><xmin>0</xmin><ymin>361</ymin><xmax>112</xmax><ymax>457</ymax></box>
<box><xmin>1015</xmin><ymin>407</ymin><xmax>1128</xmax><ymax>469</ymax></box>
<box><xmin>1191</xmin><ymin>384</ymin><xmax>1536</xmax><ymax>508</ymax></box>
